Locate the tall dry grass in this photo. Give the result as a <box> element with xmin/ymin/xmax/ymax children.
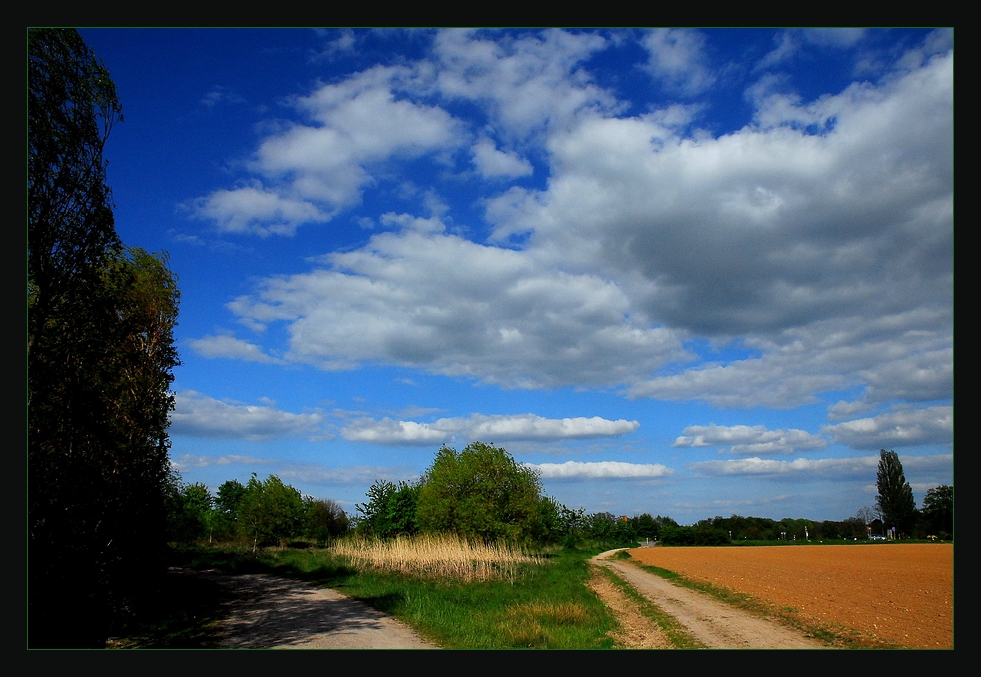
<box><xmin>331</xmin><ymin>533</ymin><xmax>545</xmax><ymax>582</ymax></box>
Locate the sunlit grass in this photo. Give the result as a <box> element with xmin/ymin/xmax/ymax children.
<box><xmin>331</xmin><ymin>533</ymin><xmax>544</xmax><ymax>582</ymax></box>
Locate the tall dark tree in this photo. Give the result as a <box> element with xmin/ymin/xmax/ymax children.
<box><xmin>29</xmin><ymin>29</ymin><xmax>180</xmax><ymax>647</ymax></box>
<box><xmin>29</xmin><ymin>28</ymin><xmax>122</xmax><ymax>356</ymax></box>
<box><xmin>875</xmin><ymin>449</ymin><xmax>917</xmax><ymax>537</ymax></box>
<box><xmin>920</xmin><ymin>485</ymin><xmax>953</xmax><ymax>538</ymax></box>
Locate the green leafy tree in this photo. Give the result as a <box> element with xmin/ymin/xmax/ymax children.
<box><xmin>211</xmin><ymin>478</ymin><xmax>247</xmax><ymax>542</ymax></box>
<box><xmin>28</xmin><ymin>29</ymin><xmax>180</xmax><ymax>648</ymax></box>
<box><xmin>920</xmin><ymin>485</ymin><xmax>953</xmax><ymax>539</ymax></box>
<box><xmin>875</xmin><ymin>449</ymin><xmax>917</xmax><ymax>537</ymax></box>
<box><xmin>304</xmin><ymin>498</ymin><xmax>350</xmax><ymax>545</ymax></box>
<box><xmin>356</xmin><ymin>479</ymin><xmax>420</xmax><ymax>537</ymax></box>
<box><xmin>164</xmin><ymin>475</ymin><xmax>215</xmax><ymax>543</ymax></box>
<box><xmin>239</xmin><ymin>474</ymin><xmax>304</xmax><ymax>552</ymax></box>
<box><xmin>416</xmin><ymin>442</ymin><xmax>545</xmax><ymax>542</ymax></box>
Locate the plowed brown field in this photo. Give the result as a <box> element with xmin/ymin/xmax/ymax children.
<box><xmin>628</xmin><ymin>544</ymin><xmax>952</xmax><ymax>648</ymax></box>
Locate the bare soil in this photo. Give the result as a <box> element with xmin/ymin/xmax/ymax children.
<box><xmin>627</xmin><ymin>543</ymin><xmax>953</xmax><ymax>648</ymax></box>
<box><xmin>586</xmin><ymin>565</ymin><xmax>671</xmax><ymax>648</ymax></box>
<box><xmin>205</xmin><ymin>572</ymin><xmax>438</xmax><ymax>649</ymax></box>
<box><xmin>592</xmin><ymin>550</ymin><xmax>827</xmax><ymax>648</ymax></box>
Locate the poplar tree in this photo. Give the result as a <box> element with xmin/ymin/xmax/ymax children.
<box><xmin>875</xmin><ymin>449</ymin><xmax>917</xmax><ymax>537</ymax></box>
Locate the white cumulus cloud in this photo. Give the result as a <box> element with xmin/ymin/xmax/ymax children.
<box><xmin>673</xmin><ymin>424</ymin><xmax>827</xmax><ymax>455</ymax></box>
<box><xmin>170</xmin><ymin>391</ymin><xmax>324</xmax><ymax>440</ymax></box>
<box><xmin>472</xmin><ymin>138</ymin><xmax>533</xmax><ymax>178</ymax></box>
<box><xmin>193</xmin><ymin>65</ymin><xmax>464</xmax><ymax>235</ymax></box>
<box><xmin>822</xmin><ymin>405</ymin><xmax>953</xmax><ymax>449</ymax></box>
<box><xmin>530</xmin><ymin>460</ymin><xmax>672</xmax><ymax>479</ymax></box>
<box><xmin>342</xmin><ymin>413</ymin><xmax>639</xmax><ymax>446</ymax></box>
<box><xmin>186</xmin><ymin>334</ymin><xmax>281</xmax><ymax>363</ymax></box>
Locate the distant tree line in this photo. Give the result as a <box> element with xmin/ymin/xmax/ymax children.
<box><xmin>166</xmin><ymin>445</ymin><xmax>952</xmax><ymax>555</ymax></box>
<box><xmin>166</xmin><ymin>473</ymin><xmax>349</xmax><ymax>550</ymax></box>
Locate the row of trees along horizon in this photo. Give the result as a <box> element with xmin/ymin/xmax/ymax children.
<box><xmin>28</xmin><ymin>29</ymin><xmax>952</xmax><ymax>649</ymax></box>
<box><xmin>168</xmin><ymin>443</ymin><xmax>954</xmax><ymax>551</ymax></box>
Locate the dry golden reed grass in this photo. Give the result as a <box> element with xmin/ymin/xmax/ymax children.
<box><xmin>331</xmin><ymin>533</ymin><xmax>545</xmax><ymax>582</ymax></box>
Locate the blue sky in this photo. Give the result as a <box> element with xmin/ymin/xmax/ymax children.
<box><xmin>78</xmin><ymin>28</ymin><xmax>952</xmax><ymax>523</ymax></box>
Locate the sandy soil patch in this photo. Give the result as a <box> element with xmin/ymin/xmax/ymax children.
<box><xmin>628</xmin><ymin>544</ymin><xmax>952</xmax><ymax>648</ymax></box>
<box><xmin>586</xmin><ymin>566</ymin><xmax>671</xmax><ymax>648</ymax></box>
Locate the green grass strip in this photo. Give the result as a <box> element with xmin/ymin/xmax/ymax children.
<box><xmin>156</xmin><ymin>545</ymin><xmax>622</xmax><ymax>649</ymax></box>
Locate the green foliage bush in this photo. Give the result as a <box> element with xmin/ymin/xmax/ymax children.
<box><xmin>417</xmin><ymin>442</ymin><xmax>546</xmax><ymax>543</ymax></box>
<box><xmin>239</xmin><ymin>474</ymin><xmax>305</xmax><ymax>551</ymax></box>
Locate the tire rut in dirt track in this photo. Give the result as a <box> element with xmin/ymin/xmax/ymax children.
<box><xmin>591</xmin><ymin>551</ymin><xmax>829</xmax><ymax>649</ymax></box>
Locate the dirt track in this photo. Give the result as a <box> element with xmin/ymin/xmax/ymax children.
<box><xmin>591</xmin><ymin>551</ymin><xmax>827</xmax><ymax>648</ymax></box>
<box><xmin>207</xmin><ymin>573</ymin><xmax>438</xmax><ymax>648</ymax></box>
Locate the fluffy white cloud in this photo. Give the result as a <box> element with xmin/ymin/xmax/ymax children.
<box><xmin>822</xmin><ymin>405</ymin><xmax>953</xmax><ymax>449</ymax></box>
<box><xmin>673</xmin><ymin>424</ymin><xmax>827</xmax><ymax>455</ymax></box>
<box><xmin>171</xmin><ymin>453</ymin><xmax>267</xmax><ymax>470</ymax></box>
<box><xmin>690</xmin><ymin>455</ymin><xmax>879</xmax><ymax>477</ymax></box>
<box><xmin>186</xmin><ymin>334</ymin><xmax>281</xmax><ymax>363</ymax></box>
<box><xmin>472</xmin><ymin>139</ymin><xmax>533</xmax><ymax>178</ymax></box>
<box><xmin>628</xmin><ymin>311</ymin><xmax>951</xmax><ymax>408</ymax></box>
<box><xmin>690</xmin><ymin>453</ymin><xmax>952</xmax><ymax>477</ymax></box>
<box><xmin>530</xmin><ymin>460</ymin><xmax>672</xmax><ymax>479</ymax></box>
<box><xmin>342</xmin><ymin>418</ymin><xmax>446</xmax><ymax>445</ymax></box>
<box><xmin>194</xmin><ymin>65</ymin><xmax>464</xmax><ymax>235</ymax></box>
<box><xmin>433</xmin><ymin>29</ymin><xmax>613</xmax><ymax>139</ymax></box>
<box><xmin>757</xmin><ymin>29</ymin><xmax>866</xmax><ymax>71</ymax></box>
<box><xmin>342</xmin><ymin>413</ymin><xmax>639</xmax><ymax>445</ymax></box>
<box><xmin>170</xmin><ymin>391</ymin><xmax>324</xmax><ymax>440</ymax></box>
<box><xmin>484</xmin><ymin>47</ymin><xmax>951</xmax><ymax>406</ymax></box>
<box><xmin>188</xmin><ymin>32</ymin><xmax>951</xmax><ymax>411</ymax></box>
<box><xmin>641</xmin><ymin>28</ymin><xmax>716</xmax><ymax>96</ymax></box>
<box><xmin>225</xmin><ymin>223</ymin><xmax>688</xmax><ymax>388</ymax></box>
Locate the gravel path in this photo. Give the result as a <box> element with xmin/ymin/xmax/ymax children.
<box><xmin>206</xmin><ymin>572</ymin><xmax>438</xmax><ymax>649</ymax></box>
<box><xmin>591</xmin><ymin>550</ymin><xmax>829</xmax><ymax>649</ymax></box>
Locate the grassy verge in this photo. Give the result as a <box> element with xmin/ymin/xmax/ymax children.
<box><xmin>594</xmin><ymin>564</ymin><xmax>702</xmax><ymax>648</ymax></box>
<box><xmin>153</xmin><ymin>543</ymin><xmax>620</xmax><ymax>649</ymax></box>
<box><xmin>626</xmin><ymin>555</ymin><xmax>895</xmax><ymax>648</ymax></box>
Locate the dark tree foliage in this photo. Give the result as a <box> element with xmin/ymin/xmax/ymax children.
<box><xmin>875</xmin><ymin>449</ymin><xmax>917</xmax><ymax>536</ymax></box>
<box><xmin>164</xmin><ymin>474</ymin><xmax>215</xmax><ymax>544</ymax></box>
<box><xmin>29</xmin><ymin>28</ymin><xmax>121</xmax><ymax>357</ymax></box>
<box><xmin>28</xmin><ymin>29</ymin><xmax>180</xmax><ymax>647</ymax></box>
<box><xmin>920</xmin><ymin>484</ymin><xmax>953</xmax><ymax>539</ymax></box>
<box><xmin>304</xmin><ymin>498</ymin><xmax>350</xmax><ymax>545</ymax></box>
